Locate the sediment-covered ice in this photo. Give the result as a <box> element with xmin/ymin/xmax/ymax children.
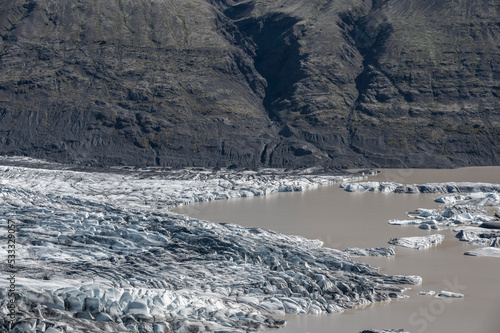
<box><xmin>454</xmin><ymin>226</ymin><xmax>500</xmax><ymax>242</ymax></box>
<box><xmin>360</xmin><ymin>329</ymin><xmax>410</xmax><ymax>333</ymax></box>
<box><xmin>342</xmin><ymin>182</ymin><xmax>500</xmax><ymax>194</ymax></box>
<box><xmin>0</xmin><ymin>160</ymin><xmax>418</xmax><ymax>333</ymax></box>
<box><xmin>371</xmin><ymin>180</ymin><xmax>500</xmax><ymax>259</ymax></box>
<box><xmin>343</xmin><ymin>247</ymin><xmax>395</xmax><ymax>257</ymax></box>
<box><xmin>0</xmin><ymin>158</ymin><xmax>361</xmax><ymax>211</ymax></box>
<box><xmin>389</xmin><ymin>192</ymin><xmax>499</xmax><ymax>232</ymax></box>
<box><xmin>347</xmin><ymin>183</ymin><xmax>500</xmax><ymax>233</ymax></box>
<box><xmin>388</xmin><ymin>235</ymin><xmax>445</xmax><ymax>250</ymax></box>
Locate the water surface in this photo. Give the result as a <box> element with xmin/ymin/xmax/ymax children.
<box><xmin>172</xmin><ymin>167</ymin><xmax>500</xmax><ymax>333</ymax></box>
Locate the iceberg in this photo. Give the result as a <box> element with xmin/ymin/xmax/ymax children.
<box><xmin>388</xmin><ymin>235</ymin><xmax>445</xmax><ymax>250</ymax></box>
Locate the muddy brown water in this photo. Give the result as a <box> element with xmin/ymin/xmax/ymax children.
<box><xmin>172</xmin><ymin>167</ymin><xmax>500</xmax><ymax>333</ymax></box>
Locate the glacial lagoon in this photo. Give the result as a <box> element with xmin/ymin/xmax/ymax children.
<box><xmin>173</xmin><ymin>167</ymin><xmax>500</xmax><ymax>333</ymax></box>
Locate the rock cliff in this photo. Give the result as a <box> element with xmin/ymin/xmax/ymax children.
<box><xmin>0</xmin><ymin>0</ymin><xmax>499</xmax><ymax>168</ymax></box>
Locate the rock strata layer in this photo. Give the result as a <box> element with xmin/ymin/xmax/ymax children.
<box><xmin>0</xmin><ymin>0</ymin><xmax>499</xmax><ymax>168</ymax></box>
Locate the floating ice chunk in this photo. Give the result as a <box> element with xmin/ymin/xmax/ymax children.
<box><xmin>435</xmin><ymin>291</ymin><xmax>464</xmax><ymax>298</ymax></box>
<box><xmin>361</xmin><ymin>328</ymin><xmax>409</xmax><ymax>333</ymax></box>
<box><xmin>388</xmin><ymin>234</ymin><xmax>444</xmax><ymax>250</ymax></box>
<box><xmin>387</xmin><ymin>275</ymin><xmax>422</xmax><ymax>285</ymax></box>
<box><xmin>442</xmin><ymin>204</ymin><xmax>487</xmax><ymax>220</ymax></box>
<box><xmin>388</xmin><ymin>220</ymin><xmax>422</xmax><ymax>225</ymax></box>
<box><xmin>468</xmin><ymin>239</ymin><xmax>490</xmax><ymax>246</ymax></box>
<box><xmin>342</xmin><ymin>183</ymin><xmax>368</xmax><ymax>192</ymax></box>
<box><xmin>435</xmin><ymin>195</ymin><xmax>465</xmax><ymax>204</ymax></box>
<box><xmin>344</xmin><ymin>182</ymin><xmax>500</xmax><ymax>194</ymax></box>
<box><xmin>343</xmin><ymin>247</ymin><xmax>395</xmax><ymax>257</ymax></box>
<box><xmin>388</xmin><ymin>293</ymin><xmax>409</xmax><ymax>299</ymax></box>
<box><xmin>417</xmin><ymin>290</ymin><xmax>435</xmax><ymax>296</ymax></box>
<box><xmin>431</xmin><ymin>225</ymin><xmax>447</xmax><ymax>230</ymax></box>
<box><xmin>480</xmin><ymin>221</ymin><xmax>500</xmax><ymax>229</ymax></box>
<box><xmin>464</xmin><ymin>247</ymin><xmax>500</xmax><ymax>258</ymax></box>
<box><xmin>416</xmin><ymin>209</ymin><xmax>437</xmax><ymax>218</ymax></box>
<box><xmin>455</xmin><ymin>226</ymin><xmax>500</xmax><ymax>242</ymax></box>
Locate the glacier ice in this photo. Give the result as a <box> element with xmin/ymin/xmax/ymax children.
<box><xmin>0</xmin><ymin>160</ymin><xmax>418</xmax><ymax>333</ymax></box>
<box><xmin>388</xmin><ymin>235</ymin><xmax>445</xmax><ymax>250</ymax></box>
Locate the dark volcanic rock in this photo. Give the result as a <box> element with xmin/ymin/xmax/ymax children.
<box><xmin>0</xmin><ymin>0</ymin><xmax>499</xmax><ymax>168</ymax></box>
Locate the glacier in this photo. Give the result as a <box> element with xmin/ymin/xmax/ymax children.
<box><xmin>0</xmin><ymin>159</ymin><xmax>421</xmax><ymax>333</ymax></box>
<box><xmin>2</xmin><ymin>158</ymin><xmax>498</xmax><ymax>332</ymax></box>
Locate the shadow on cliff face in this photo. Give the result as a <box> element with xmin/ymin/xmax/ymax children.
<box><xmin>338</xmin><ymin>8</ymin><xmax>409</xmax><ymax>167</ymax></box>
<box><xmin>339</xmin><ymin>9</ymin><xmax>395</xmax><ymax>115</ymax></box>
<box><xmin>221</xmin><ymin>6</ymin><xmax>330</xmax><ymax>167</ymax></box>
<box><xmin>227</xmin><ymin>11</ymin><xmax>306</xmax><ymax>123</ymax></box>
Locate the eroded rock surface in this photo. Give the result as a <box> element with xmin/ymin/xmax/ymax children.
<box><xmin>0</xmin><ymin>0</ymin><xmax>499</xmax><ymax>168</ymax></box>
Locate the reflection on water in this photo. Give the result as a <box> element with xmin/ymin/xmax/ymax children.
<box><xmin>172</xmin><ymin>167</ymin><xmax>500</xmax><ymax>333</ymax></box>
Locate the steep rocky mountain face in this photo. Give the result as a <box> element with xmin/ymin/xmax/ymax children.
<box><xmin>0</xmin><ymin>0</ymin><xmax>499</xmax><ymax>168</ymax></box>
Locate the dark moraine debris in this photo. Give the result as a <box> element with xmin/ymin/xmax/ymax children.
<box><xmin>479</xmin><ymin>221</ymin><xmax>500</xmax><ymax>230</ymax></box>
